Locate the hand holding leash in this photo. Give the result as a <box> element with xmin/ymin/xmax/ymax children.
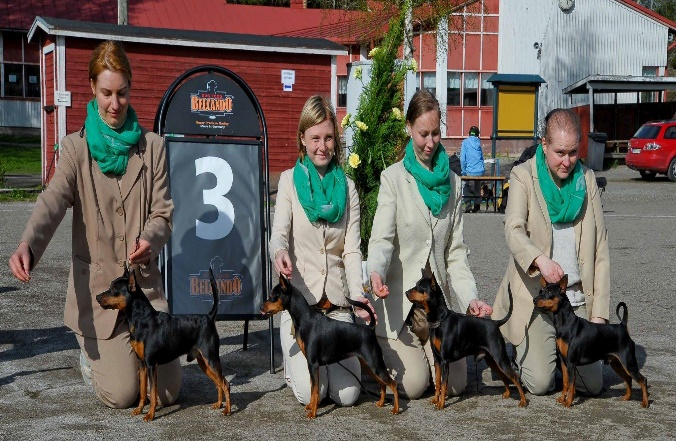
<box><xmin>467</xmin><ymin>299</ymin><xmax>493</xmax><ymax>317</ymax></box>
<box><xmin>370</xmin><ymin>272</ymin><xmax>389</xmax><ymax>298</ymax></box>
<box><xmin>129</xmin><ymin>238</ymin><xmax>152</xmax><ymax>265</ymax></box>
<box><xmin>274</xmin><ymin>249</ymin><xmax>293</xmax><ymax>278</ymax></box>
<box><xmin>534</xmin><ymin>254</ymin><xmax>564</xmax><ymax>284</ymax></box>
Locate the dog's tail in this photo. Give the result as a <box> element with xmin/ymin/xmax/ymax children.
<box><xmin>616</xmin><ymin>302</ymin><xmax>628</xmax><ymax>327</ymax></box>
<box><xmin>208</xmin><ymin>267</ymin><xmax>220</xmax><ymax>321</ymax></box>
<box><xmin>494</xmin><ymin>284</ymin><xmax>514</xmax><ymax>328</ymax></box>
<box><xmin>345</xmin><ymin>297</ymin><xmax>376</xmax><ymax>329</ymax></box>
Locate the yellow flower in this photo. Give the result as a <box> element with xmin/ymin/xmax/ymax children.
<box><xmin>348</xmin><ymin>153</ymin><xmax>361</xmax><ymax>168</ymax></box>
<box><xmin>408</xmin><ymin>58</ymin><xmax>418</xmax><ymax>72</ymax></box>
<box><xmin>355</xmin><ymin>121</ymin><xmax>368</xmax><ymax>132</ymax></box>
<box><xmin>368</xmin><ymin>47</ymin><xmax>380</xmax><ymax>58</ymax></box>
<box><xmin>353</xmin><ymin>66</ymin><xmax>362</xmax><ymax>80</ymax></box>
<box><xmin>391</xmin><ymin>107</ymin><xmax>403</xmax><ymax>120</ymax></box>
<box><xmin>341</xmin><ymin>113</ymin><xmax>351</xmax><ymax>128</ymax></box>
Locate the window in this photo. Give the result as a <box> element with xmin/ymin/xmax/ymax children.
<box><xmin>1</xmin><ymin>31</ymin><xmax>40</xmax><ymax>98</ymax></box>
<box><xmin>480</xmin><ymin>74</ymin><xmax>495</xmax><ymax>106</ymax></box>
<box><xmin>422</xmin><ymin>72</ymin><xmax>436</xmax><ymax>97</ymax></box>
<box><xmin>463</xmin><ymin>72</ymin><xmax>478</xmax><ymax>106</ymax></box>
<box><xmin>447</xmin><ymin>72</ymin><xmax>461</xmax><ymax>106</ymax></box>
<box><xmin>337</xmin><ymin>76</ymin><xmax>347</xmax><ymax>107</ymax></box>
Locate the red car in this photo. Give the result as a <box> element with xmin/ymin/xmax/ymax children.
<box><xmin>626</xmin><ymin>121</ymin><xmax>676</xmax><ymax>181</ymax></box>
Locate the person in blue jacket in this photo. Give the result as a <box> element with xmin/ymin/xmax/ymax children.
<box><xmin>460</xmin><ymin>125</ymin><xmax>485</xmax><ymax>213</ymax></box>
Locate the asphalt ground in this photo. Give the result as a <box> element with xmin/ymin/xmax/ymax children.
<box><xmin>1</xmin><ymin>165</ymin><xmax>675</xmax><ymax>440</ymax></box>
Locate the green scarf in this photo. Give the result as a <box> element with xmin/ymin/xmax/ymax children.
<box><xmin>85</xmin><ymin>99</ymin><xmax>142</xmax><ymax>175</ymax></box>
<box><xmin>535</xmin><ymin>143</ymin><xmax>586</xmax><ymax>224</ymax></box>
<box><xmin>403</xmin><ymin>139</ymin><xmax>451</xmax><ymax>216</ymax></box>
<box><xmin>293</xmin><ymin>156</ymin><xmax>347</xmax><ymax>223</ymax></box>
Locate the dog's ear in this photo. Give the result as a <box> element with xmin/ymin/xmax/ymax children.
<box><xmin>123</xmin><ymin>262</ymin><xmax>130</xmax><ymax>278</ymax></box>
<box><xmin>128</xmin><ymin>268</ymin><xmax>138</xmax><ymax>292</ymax></box>
<box><xmin>539</xmin><ymin>276</ymin><xmax>548</xmax><ymax>288</ymax></box>
<box><xmin>279</xmin><ymin>274</ymin><xmax>291</xmax><ymax>292</ymax></box>
<box><xmin>559</xmin><ymin>274</ymin><xmax>568</xmax><ymax>293</ymax></box>
<box><xmin>422</xmin><ymin>261</ymin><xmax>433</xmax><ymax>279</ymax></box>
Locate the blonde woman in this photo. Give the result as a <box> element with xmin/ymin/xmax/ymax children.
<box><xmin>269</xmin><ymin>95</ymin><xmax>375</xmax><ymax>407</ymax></box>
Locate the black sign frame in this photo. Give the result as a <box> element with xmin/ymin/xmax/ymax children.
<box><xmin>155</xmin><ymin>65</ymin><xmax>274</xmax><ymax>371</ymax></box>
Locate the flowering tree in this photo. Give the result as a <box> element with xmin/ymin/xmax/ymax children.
<box><xmin>341</xmin><ymin>10</ymin><xmax>416</xmax><ymax>256</ymax></box>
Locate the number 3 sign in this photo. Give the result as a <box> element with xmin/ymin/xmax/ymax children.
<box><xmin>195</xmin><ymin>156</ymin><xmax>234</xmax><ymax>240</ymax></box>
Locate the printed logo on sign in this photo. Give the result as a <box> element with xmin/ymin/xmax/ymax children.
<box><xmin>190</xmin><ymin>79</ymin><xmax>234</xmax><ymax>119</ymax></box>
<box><xmin>189</xmin><ymin>259</ymin><xmax>243</xmax><ymax>302</ymax></box>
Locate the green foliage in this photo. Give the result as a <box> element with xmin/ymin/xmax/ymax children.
<box><xmin>0</xmin><ymin>144</ymin><xmax>42</xmax><ymax>175</ymax></box>
<box><xmin>342</xmin><ymin>11</ymin><xmax>414</xmax><ymax>256</ymax></box>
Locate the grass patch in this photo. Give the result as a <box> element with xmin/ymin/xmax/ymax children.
<box><xmin>0</xmin><ymin>143</ymin><xmax>42</xmax><ymax>174</ymax></box>
<box><xmin>0</xmin><ymin>189</ymin><xmax>39</xmax><ymax>202</ymax></box>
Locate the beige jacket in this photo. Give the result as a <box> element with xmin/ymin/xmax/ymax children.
<box><xmin>367</xmin><ymin>161</ymin><xmax>478</xmax><ymax>339</ymax></box>
<box><xmin>21</xmin><ymin>128</ymin><xmax>173</xmax><ymax>339</ymax></box>
<box><xmin>492</xmin><ymin>158</ymin><xmax>610</xmax><ymax>345</ymax></box>
<box><xmin>269</xmin><ymin>169</ymin><xmax>363</xmax><ymax>306</ymax></box>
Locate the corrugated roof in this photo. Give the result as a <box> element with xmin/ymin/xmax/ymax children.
<box><xmin>28</xmin><ymin>16</ymin><xmax>347</xmax><ymax>56</ymax></box>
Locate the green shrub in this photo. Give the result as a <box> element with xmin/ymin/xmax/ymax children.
<box><xmin>342</xmin><ymin>11</ymin><xmax>415</xmax><ymax>256</ymax></box>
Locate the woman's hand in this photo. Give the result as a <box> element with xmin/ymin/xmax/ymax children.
<box><xmin>353</xmin><ymin>296</ymin><xmax>378</xmax><ymax>324</ymax></box>
<box><xmin>370</xmin><ymin>272</ymin><xmax>389</xmax><ymax>299</ymax></box>
<box><xmin>274</xmin><ymin>249</ymin><xmax>293</xmax><ymax>279</ymax></box>
<box><xmin>534</xmin><ymin>255</ymin><xmax>564</xmax><ymax>284</ymax></box>
<box><xmin>8</xmin><ymin>242</ymin><xmax>32</xmax><ymax>282</ymax></box>
<box><xmin>129</xmin><ymin>238</ymin><xmax>153</xmax><ymax>265</ymax></box>
<box><xmin>468</xmin><ymin>299</ymin><xmax>493</xmax><ymax>317</ymax></box>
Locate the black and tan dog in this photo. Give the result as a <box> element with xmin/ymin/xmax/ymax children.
<box><xmin>405</xmin><ymin>269</ymin><xmax>527</xmax><ymax>409</ymax></box>
<box><xmin>96</xmin><ymin>266</ymin><xmax>231</xmax><ymax>421</ymax></box>
<box><xmin>260</xmin><ymin>276</ymin><xmax>399</xmax><ymax>418</ymax></box>
<box><xmin>533</xmin><ymin>275</ymin><xmax>649</xmax><ymax>408</ymax></box>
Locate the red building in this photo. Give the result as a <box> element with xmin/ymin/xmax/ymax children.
<box><xmin>28</xmin><ymin>17</ymin><xmax>345</xmax><ymax>183</ymax></box>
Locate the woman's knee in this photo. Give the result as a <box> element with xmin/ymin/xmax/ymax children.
<box><xmin>398</xmin><ymin>369</ymin><xmax>430</xmax><ymax>399</ymax></box>
<box><xmin>521</xmin><ymin>370</ymin><xmax>554</xmax><ymax>396</ymax></box>
<box><xmin>93</xmin><ymin>376</ymin><xmax>139</xmax><ymax>409</ymax></box>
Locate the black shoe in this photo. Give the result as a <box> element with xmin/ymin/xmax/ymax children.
<box><xmin>472</xmin><ymin>204</ymin><xmax>480</xmax><ymax>213</ymax></box>
<box><xmin>464</xmin><ymin>206</ymin><xmax>472</xmax><ymax>213</ymax></box>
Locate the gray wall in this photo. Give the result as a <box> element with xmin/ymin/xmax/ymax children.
<box><xmin>498</xmin><ymin>0</ymin><xmax>669</xmax><ymax>120</ymax></box>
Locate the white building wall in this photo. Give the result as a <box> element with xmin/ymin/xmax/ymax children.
<box><xmin>499</xmin><ymin>0</ymin><xmax>669</xmax><ymax>123</ymax></box>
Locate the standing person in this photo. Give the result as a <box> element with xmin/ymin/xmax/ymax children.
<box><xmin>492</xmin><ymin>108</ymin><xmax>609</xmax><ymax>396</ymax></box>
<box><xmin>367</xmin><ymin>89</ymin><xmax>493</xmax><ymax>399</ymax></box>
<box><xmin>269</xmin><ymin>95</ymin><xmax>375</xmax><ymax>407</ymax></box>
<box><xmin>460</xmin><ymin>125</ymin><xmax>485</xmax><ymax>213</ymax></box>
<box><xmin>8</xmin><ymin>40</ymin><xmax>181</xmax><ymax>409</ymax></box>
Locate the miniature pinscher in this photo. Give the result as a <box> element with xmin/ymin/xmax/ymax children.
<box><xmin>260</xmin><ymin>276</ymin><xmax>399</xmax><ymax>418</ymax></box>
<box><xmin>405</xmin><ymin>269</ymin><xmax>527</xmax><ymax>409</ymax></box>
<box><xmin>96</xmin><ymin>265</ymin><xmax>231</xmax><ymax>421</ymax></box>
<box><xmin>533</xmin><ymin>275</ymin><xmax>649</xmax><ymax>408</ymax></box>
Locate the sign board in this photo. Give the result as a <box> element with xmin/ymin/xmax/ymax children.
<box><xmin>281</xmin><ymin>69</ymin><xmax>295</xmax><ymax>92</ymax></box>
<box><xmin>496</xmin><ymin>85</ymin><xmax>537</xmax><ymax>137</ymax></box>
<box><xmin>165</xmin><ymin>138</ymin><xmax>264</xmax><ymax>318</ymax></box>
<box><xmin>156</xmin><ymin>67</ymin><xmax>270</xmax><ymax>320</ymax></box>
<box><xmin>164</xmin><ymin>74</ymin><xmax>261</xmax><ymax>137</ymax></box>
<box><xmin>55</xmin><ymin>91</ymin><xmax>72</xmax><ymax>107</ymax></box>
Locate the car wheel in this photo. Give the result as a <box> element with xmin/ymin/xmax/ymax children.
<box><xmin>668</xmin><ymin>158</ymin><xmax>676</xmax><ymax>182</ymax></box>
<box><xmin>640</xmin><ymin>170</ymin><xmax>657</xmax><ymax>180</ymax></box>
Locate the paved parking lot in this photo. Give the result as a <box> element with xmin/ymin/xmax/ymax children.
<box><xmin>1</xmin><ymin>165</ymin><xmax>675</xmax><ymax>440</ymax></box>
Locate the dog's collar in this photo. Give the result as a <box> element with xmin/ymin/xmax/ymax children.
<box><xmin>428</xmin><ymin>320</ymin><xmax>442</xmax><ymax>329</ymax></box>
